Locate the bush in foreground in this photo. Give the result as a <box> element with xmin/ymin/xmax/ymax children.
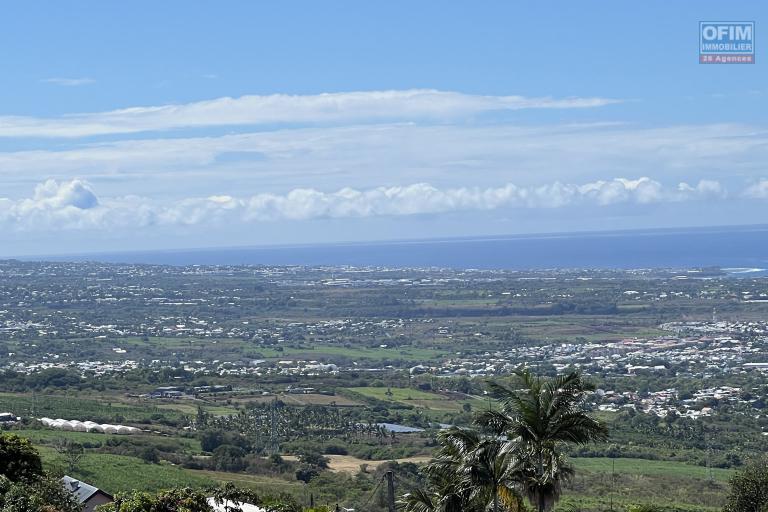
<box><xmin>723</xmin><ymin>458</ymin><xmax>768</xmax><ymax>512</ymax></box>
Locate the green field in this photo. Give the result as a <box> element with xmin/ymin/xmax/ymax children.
<box><xmin>562</xmin><ymin>457</ymin><xmax>733</xmax><ymax>511</ymax></box>
<box><xmin>344</xmin><ymin>386</ymin><xmax>479</xmax><ymax>415</ymax></box>
<box><xmin>39</xmin><ymin>448</ymin><xmax>212</xmax><ymax>493</ymax></box>
<box><xmin>0</xmin><ymin>393</ymin><xmax>186</xmax><ymax>423</ymax></box>
<box><xmin>572</xmin><ymin>457</ymin><xmax>733</xmax><ymax>483</ymax></box>
<box><xmin>256</xmin><ymin>343</ymin><xmax>447</xmax><ymax>361</ymax></box>
<box><xmin>186</xmin><ymin>469</ymin><xmax>303</xmax><ymax>495</ymax></box>
<box><xmin>0</xmin><ymin>392</ymin><xmax>242</xmax><ymax>422</ymax></box>
<box><xmin>36</xmin><ymin>444</ymin><xmax>305</xmax><ymax>499</ymax></box>
<box><xmin>11</xmin><ymin>428</ymin><xmax>202</xmax><ymax>452</ymax></box>
<box><xmin>347</xmin><ymin>386</ymin><xmax>443</xmax><ymax>401</ymax></box>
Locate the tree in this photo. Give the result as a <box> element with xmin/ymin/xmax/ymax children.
<box><xmin>211</xmin><ymin>445</ymin><xmax>246</xmax><ymax>472</ymax></box>
<box><xmin>461</xmin><ymin>434</ymin><xmax>525</xmax><ymax>512</ymax></box>
<box><xmin>401</xmin><ymin>428</ymin><xmax>523</xmax><ymax>512</ymax></box>
<box><xmin>53</xmin><ymin>440</ymin><xmax>84</xmax><ymax>474</ymax></box>
<box><xmin>200</xmin><ymin>430</ymin><xmax>224</xmax><ymax>453</ymax></box>
<box><xmin>0</xmin><ymin>433</ymin><xmax>43</xmax><ymax>482</ymax></box>
<box><xmin>97</xmin><ymin>486</ymin><xmax>268</xmax><ymax>512</ymax></box>
<box><xmin>723</xmin><ymin>458</ymin><xmax>768</xmax><ymax>512</ymax></box>
<box><xmin>295</xmin><ymin>466</ymin><xmax>319</xmax><ymax>484</ymax></box>
<box><xmin>207</xmin><ymin>483</ymin><xmax>262</xmax><ymax>512</ymax></box>
<box><xmin>402</xmin><ymin>427</ymin><xmax>478</xmax><ymax>512</ymax></box>
<box><xmin>297</xmin><ymin>450</ymin><xmax>329</xmax><ymax>469</ymax></box>
<box><xmin>139</xmin><ymin>447</ymin><xmax>160</xmax><ymax>465</ymax></box>
<box><xmin>476</xmin><ymin>369</ymin><xmax>608</xmax><ymax>512</ymax></box>
<box><xmin>96</xmin><ymin>488</ymin><xmax>212</xmax><ymax>512</ymax></box>
<box><xmin>200</xmin><ymin>430</ymin><xmax>249</xmax><ymax>453</ymax></box>
<box><xmin>0</xmin><ymin>474</ymin><xmax>81</xmax><ymax>512</ymax></box>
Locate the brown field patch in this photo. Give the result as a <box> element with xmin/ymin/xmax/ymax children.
<box><xmin>284</xmin><ymin>454</ymin><xmax>432</xmax><ymax>474</ymax></box>
<box><xmin>278</xmin><ymin>393</ymin><xmax>363</xmax><ymax>406</ymax></box>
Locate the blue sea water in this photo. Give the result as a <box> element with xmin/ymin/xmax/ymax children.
<box><xmin>44</xmin><ymin>225</ymin><xmax>768</xmax><ymax>272</ymax></box>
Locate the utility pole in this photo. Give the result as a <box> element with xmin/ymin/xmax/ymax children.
<box><xmin>610</xmin><ymin>458</ymin><xmax>615</xmax><ymax>512</ymax></box>
<box><xmin>385</xmin><ymin>470</ymin><xmax>396</xmax><ymax>512</ymax></box>
<box><xmin>267</xmin><ymin>401</ymin><xmax>279</xmax><ymax>456</ymax></box>
<box><xmin>704</xmin><ymin>424</ymin><xmax>713</xmax><ymax>484</ymax></box>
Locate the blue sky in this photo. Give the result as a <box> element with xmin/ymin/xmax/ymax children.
<box><xmin>0</xmin><ymin>1</ymin><xmax>766</xmax><ymax>256</ymax></box>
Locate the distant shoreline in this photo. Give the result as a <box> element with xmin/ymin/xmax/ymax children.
<box><xmin>11</xmin><ymin>223</ymin><xmax>768</xmax><ymax>271</ymax></box>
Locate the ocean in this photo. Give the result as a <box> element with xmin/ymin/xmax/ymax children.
<box><xmin>40</xmin><ymin>225</ymin><xmax>768</xmax><ymax>272</ymax></box>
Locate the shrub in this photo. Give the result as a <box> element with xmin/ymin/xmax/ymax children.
<box><xmin>324</xmin><ymin>444</ymin><xmax>348</xmax><ymax>455</ymax></box>
<box><xmin>723</xmin><ymin>458</ymin><xmax>768</xmax><ymax>512</ymax></box>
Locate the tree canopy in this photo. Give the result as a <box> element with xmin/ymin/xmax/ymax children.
<box><xmin>0</xmin><ymin>433</ymin><xmax>43</xmax><ymax>483</ymax></box>
<box><xmin>723</xmin><ymin>458</ymin><xmax>768</xmax><ymax>512</ymax></box>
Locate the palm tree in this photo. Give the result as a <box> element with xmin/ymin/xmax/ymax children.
<box><xmin>399</xmin><ymin>476</ymin><xmax>467</xmax><ymax>512</ymax></box>
<box><xmin>401</xmin><ymin>427</ymin><xmax>477</xmax><ymax>512</ymax></box>
<box><xmin>476</xmin><ymin>369</ymin><xmax>608</xmax><ymax>512</ymax></box>
<box><xmin>464</xmin><ymin>435</ymin><xmax>526</xmax><ymax>512</ymax></box>
<box><xmin>401</xmin><ymin>428</ymin><xmax>523</xmax><ymax>512</ymax></box>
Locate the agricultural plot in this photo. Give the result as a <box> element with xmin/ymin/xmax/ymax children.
<box><xmin>12</xmin><ymin>428</ymin><xmax>202</xmax><ymax>452</ymax></box>
<box><xmin>256</xmin><ymin>343</ymin><xmax>447</xmax><ymax>362</ymax></box>
<box><xmin>39</xmin><ymin>448</ymin><xmax>212</xmax><ymax>493</ymax></box>
<box><xmin>344</xmin><ymin>386</ymin><xmax>478</xmax><ymax>414</ymax></box>
<box><xmin>0</xmin><ymin>392</ymin><xmax>185</xmax><ymax>424</ymax></box>
<box><xmin>276</xmin><ymin>393</ymin><xmax>364</xmax><ymax>407</ymax></box>
<box><xmin>565</xmin><ymin>457</ymin><xmax>734</xmax><ymax>511</ymax></box>
<box><xmin>571</xmin><ymin>457</ymin><xmax>733</xmax><ymax>482</ymax></box>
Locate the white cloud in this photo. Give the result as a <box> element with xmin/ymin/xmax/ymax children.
<box><xmin>0</xmin><ymin>179</ymin><xmax>100</xmax><ymax>230</ymax></box>
<box><xmin>40</xmin><ymin>77</ymin><xmax>95</xmax><ymax>87</ymax></box>
<box><xmin>744</xmin><ymin>179</ymin><xmax>768</xmax><ymax>198</ymax></box>
<box><xmin>0</xmin><ymin>89</ymin><xmax>620</xmax><ymax>138</ymax></box>
<box><xmin>0</xmin><ymin>123</ymin><xmax>763</xmax><ymax>200</ymax></box>
<box><xmin>31</xmin><ymin>179</ymin><xmax>99</xmax><ymax>209</ymax></box>
<box><xmin>0</xmin><ymin>177</ymin><xmax>729</xmax><ymax>232</ymax></box>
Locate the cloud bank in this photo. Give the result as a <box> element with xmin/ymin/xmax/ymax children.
<box><xmin>0</xmin><ymin>177</ymin><xmax>730</xmax><ymax>232</ymax></box>
<box><xmin>1</xmin><ymin>122</ymin><xmax>763</xmax><ymax>200</ymax></box>
<box><xmin>0</xmin><ymin>89</ymin><xmax>620</xmax><ymax>138</ymax></box>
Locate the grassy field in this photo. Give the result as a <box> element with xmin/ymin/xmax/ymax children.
<box><xmin>39</xmin><ymin>448</ymin><xmax>212</xmax><ymax>493</ymax></box>
<box><xmin>347</xmin><ymin>387</ymin><xmax>444</xmax><ymax>401</ymax></box>
<box><xmin>571</xmin><ymin>457</ymin><xmax>733</xmax><ymax>483</ymax></box>
<box><xmin>490</xmin><ymin>315</ymin><xmax>662</xmax><ymax>339</ymax></box>
<box><xmin>151</xmin><ymin>400</ymin><xmax>239</xmax><ymax>416</ymax></box>
<box><xmin>345</xmin><ymin>386</ymin><xmax>479</xmax><ymax>415</ymax></box>
<box><xmin>186</xmin><ymin>469</ymin><xmax>303</xmax><ymax>495</ymax></box>
<box><xmin>0</xmin><ymin>392</ymin><xmax>187</xmax><ymax>423</ymax></box>
<box><xmin>256</xmin><ymin>343</ymin><xmax>446</xmax><ymax>362</ymax></box>
<box><xmin>37</xmin><ymin>444</ymin><xmax>301</xmax><ymax>497</ymax></box>
<box><xmin>0</xmin><ymin>391</ymin><xmax>245</xmax><ymax>422</ymax></box>
<box><xmin>275</xmin><ymin>393</ymin><xmax>363</xmax><ymax>407</ymax></box>
<box><xmin>11</xmin><ymin>428</ymin><xmax>203</xmax><ymax>452</ymax></box>
<box><xmin>558</xmin><ymin>457</ymin><xmax>733</xmax><ymax>511</ymax></box>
